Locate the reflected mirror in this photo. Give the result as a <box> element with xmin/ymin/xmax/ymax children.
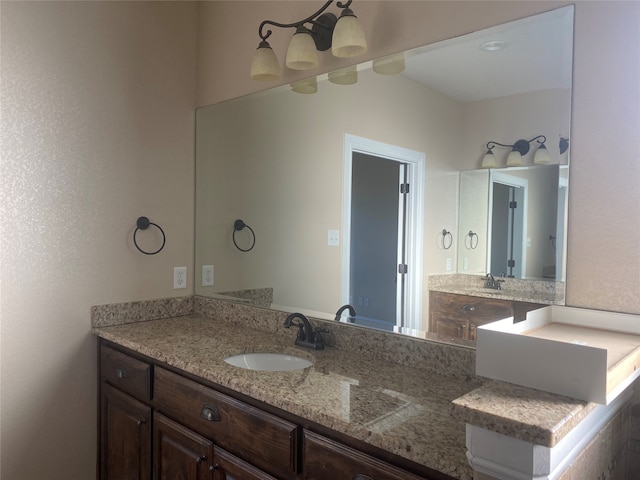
<box><xmin>195</xmin><ymin>6</ymin><xmax>574</xmax><ymax>338</ymax></box>
<box><xmin>457</xmin><ymin>165</ymin><xmax>569</xmax><ymax>280</ymax></box>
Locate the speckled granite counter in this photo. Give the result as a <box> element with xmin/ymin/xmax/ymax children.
<box><xmin>429</xmin><ymin>273</ymin><xmax>565</xmax><ymax>305</ymax></box>
<box><xmin>450</xmin><ymin>380</ymin><xmax>595</xmax><ymax>447</ymax></box>
<box><xmin>93</xmin><ymin>314</ymin><xmax>480</xmax><ymax>480</ymax></box>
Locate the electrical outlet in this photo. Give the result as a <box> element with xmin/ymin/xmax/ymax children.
<box><xmin>202</xmin><ymin>265</ymin><xmax>214</xmax><ymax>287</ymax></box>
<box><xmin>173</xmin><ymin>266</ymin><xmax>187</xmax><ymax>289</ymax></box>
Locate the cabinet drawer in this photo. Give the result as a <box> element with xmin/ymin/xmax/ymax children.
<box><xmin>154</xmin><ymin>367</ymin><xmax>298</xmax><ymax>476</ymax></box>
<box><xmin>100</xmin><ymin>345</ymin><xmax>151</xmax><ymax>401</ymax></box>
<box><xmin>303</xmin><ymin>430</ymin><xmax>424</xmax><ymax>480</ymax></box>
<box><xmin>431</xmin><ymin>292</ymin><xmax>512</xmax><ymax>321</ymax></box>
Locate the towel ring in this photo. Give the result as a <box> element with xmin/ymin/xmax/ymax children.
<box><xmin>233</xmin><ymin>219</ymin><xmax>256</xmax><ymax>252</ymax></box>
<box><xmin>465</xmin><ymin>230</ymin><xmax>479</xmax><ymax>250</ymax></box>
<box><xmin>133</xmin><ymin>216</ymin><xmax>166</xmax><ymax>255</ymax></box>
<box><xmin>441</xmin><ymin>229</ymin><xmax>453</xmax><ymax>250</ymax></box>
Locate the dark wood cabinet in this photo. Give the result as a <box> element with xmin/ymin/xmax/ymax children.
<box><xmin>154</xmin><ymin>413</ymin><xmax>214</xmax><ymax>480</ymax></box>
<box><xmin>100</xmin><ymin>382</ymin><xmax>151</xmax><ymax>480</ymax></box>
<box><xmin>429</xmin><ymin>291</ymin><xmax>544</xmax><ymax>341</ymax></box>
<box><xmin>303</xmin><ymin>430</ymin><xmax>425</xmax><ymax>480</ymax></box>
<box><xmin>98</xmin><ymin>340</ymin><xmax>449</xmax><ymax>480</ymax></box>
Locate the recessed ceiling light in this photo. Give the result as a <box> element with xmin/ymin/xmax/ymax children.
<box><xmin>480</xmin><ymin>40</ymin><xmax>508</xmax><ymax>52</ymax></box>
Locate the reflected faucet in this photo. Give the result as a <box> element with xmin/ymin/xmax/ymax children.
<box><xmin>484</xmin><ymin>273</ymin><xmax>504</xmax><ymax>290</ymax></box>
<box><xmin>334</xmin><ymin>304</ymin><xmax>357</xmax><ymax>323</ymax></box>
<box><xmin>283</xmin><ymin>313</ymin><xmax>325</xmax><ymax>350</ymax></box>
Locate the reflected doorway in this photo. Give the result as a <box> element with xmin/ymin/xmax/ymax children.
<box><xmin>341</xmin><ymin>135</ymin><xmax>425</xmax><ymax>335</ymax></box>
<box><xmin>488</xmin><ymin>171</ymin><xmax>528</xmax><ymax>278</ymax></box>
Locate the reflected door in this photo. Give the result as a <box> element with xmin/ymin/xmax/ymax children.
<box><xmin>349</xmin><ymin>153</ymin><xmax>404</xmax><ymax>331</ymax></box>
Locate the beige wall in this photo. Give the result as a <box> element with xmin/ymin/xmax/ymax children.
<box><xmin>198</xmin><ymin>1</ymin><xmax>640</xmax><ymax>315</ymax></box>
<box><xmin>0</xmin><ymin>1</ymin><xmax>197</xmax><ymax>478</ymax></box>
<box><xmin>0</xmin><ymin>0</ymin><xmax>638</xmax><ymax>477</ymax></box>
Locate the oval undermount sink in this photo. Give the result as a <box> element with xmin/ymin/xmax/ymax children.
<box><xmin>224</xmin><ymin>352</ymin><xmax>313</xmax><ymax>372</ymax></box>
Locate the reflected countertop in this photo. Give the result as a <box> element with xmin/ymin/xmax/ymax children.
<box><xmin>94</xmin><ymin>314</ymin><xmax>479</xmax><ymax>480</ymax></box>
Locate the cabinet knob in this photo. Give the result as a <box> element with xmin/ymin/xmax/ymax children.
<box><xmin>195</xmin><ymin>455</ymin><xmax>207</xmax><ymax>464</ymax></box>
<box><xmin>200</xmin><ymin>405</ymin><xmax>221</xmax><ymax>422</ymax></box>
<box><xmin>462</xmin><ymin>304</ymin><xmax>476</xmax><ymax>311</ymax></box>
<box><xmin>115</xmin><ymin>368</ymin><xmax>127</xmax><ymax>379</ymax></box>
<box><xmin>210</xmin><ymin>464</ymin><xmax>220</xmax><ymax>472</ymax></box>
<box><xmin>136</xmin><ymin>419</ymin><xmax>146</xmax><ymax>426</ymax></box>
<box><xmin>353</xmin><ymin>475</ymin><xmax>374</xmax><ymax>480</ymax></box>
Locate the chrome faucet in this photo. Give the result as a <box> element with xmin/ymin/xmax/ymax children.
<box><xmin>334</xmin><ymin>304</ymin><xmax>357</xmax><ymax>323</ymax></box>
<box><xmin>484</xmin><ymin>273</ymin><xmax>503</xmax><ymax>290</ymax></box>
<box><xmin>283</xmin><ymin>313</ymin><xmax>325</xmax><ymax>350</ymax></box>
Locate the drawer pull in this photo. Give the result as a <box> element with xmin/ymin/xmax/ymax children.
<box><xmin>115</xmin><ymin>368</ymin><xmax>128</xmax><ymax>379</ymax></box>
<box><xmin>462</xmin><ymin>304</ymin><xmax>475</xmax><ymax>311</ymax></box>
<box><xmin>353</xmin><ymin>475</ymin><xmax>374</xmax><ymax>480</ymax></box>
<box><xmin>200</xmin><ymin>405</ymin><xmax>221</xmax><ymax>422</ymax></box>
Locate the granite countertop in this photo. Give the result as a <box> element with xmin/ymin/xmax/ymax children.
<box><xmin>450</xmin><ymin>380</ymin><xmax>594</xmax><ymax>447</ymax></box>
<box><xmin>429</xmin><ymin>285</ymin><xmax>562</xmax><ymax>305</ymax></box>
<box><xmin>93</xmin><ymin>314</ymin><xmax>480</xmax><ymax>480</ymax></box>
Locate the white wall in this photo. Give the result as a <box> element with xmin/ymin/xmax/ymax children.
<box><xmin>0</xmin><ymin>2</ymin><xmax>197</xmax><ymax>477</ymax></box>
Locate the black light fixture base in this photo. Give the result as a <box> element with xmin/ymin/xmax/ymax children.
<box><xmin>512</xmin><ymin>139</ymin><xmax>531</xmax><ymax>156</ymax></box>
<box><xmin>311</xmin><ymin>13</ymin><xmax>337</xmax><ymax>51</ymax></box>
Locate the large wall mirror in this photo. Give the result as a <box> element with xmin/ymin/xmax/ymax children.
<box><xmin>195</xmin><ymin>6</ymin><xmax>574</xmax><ymax>339</ymax></box>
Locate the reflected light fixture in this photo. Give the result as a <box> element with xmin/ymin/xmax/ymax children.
<box><xmin>372</xmin><ymin>53</ymin><xmax>405</xmax><ymax>75</ymax></box>
<box><xmin>481</xmin><ymin>135</ymin><xmax>550</xmax><ymax>168</ymax></box>
<box><xmin>290</xmin><ymin>77</ymin><xmax>318</xmax><ymax>94</ymax></box>
<box><xmin>328</xmin><ymin>65</ymin><xmax>358</xmax><ymax>85</ymax></box>
<box><xmin>251</xmin><ymin>0</ymin><xmax>367</xmax><ymax>81</ymax></box>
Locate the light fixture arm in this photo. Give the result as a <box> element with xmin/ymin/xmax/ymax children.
<box><xmin>486</xmin><ymin>135</ymin><xmax>547</xmax><ymax>155</ymax></box>
<box><xmin>258</xmin><ymin>0</ymin><xmax>336</xmax><ymax>41</ymax></box>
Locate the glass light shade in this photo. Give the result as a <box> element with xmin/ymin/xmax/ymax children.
<box><xmin>506</xmin><ymin>150</ymin><xmax>523</xmax><ymax>166</ymax></box>
<box><xmin>290</xmin><ymin>77</ymin><xmax>318</xmax><ymax>94</ymax></box>
<box><xmin>250</xmin><ymin>42</ymin><xmax>280</xmax><ymax>80</ymax></box>
<box><xmin>286</xmin><ymin>30</ymin><xmax>318</xmax><ymax>70</ymax></box>
<box><xmin>481</xmin><ymin>151</ymin><xmax>497</xmax><ymax>168</ymax></box>
<box><xmin>328</xmin><ymin>66</ymin><xmax>358</xmax><ymax>85</ymax></box>
<box><xmin>533</xmin><ymin>144</ymin><xmax>551</xmax><ymax>164</ymax></box>
<box><xmin>331</xmin><ymin>13</ymin><xmax>367</xmax><ymax>58</ymax></box>
<box><xmin>373</xmin><ymin>54</ymin><xmax>405</xmax><ymax>75</ymax></box>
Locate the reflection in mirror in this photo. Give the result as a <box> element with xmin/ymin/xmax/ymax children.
<box><xmin>457</xmin><ymin>165</ymin><xmax>568</xmax><ymax>281</ymax></box>
<box><xmin>195</xmin><ymin>6</ymin><xmax>574</xmax><ymax>339</ymax></box>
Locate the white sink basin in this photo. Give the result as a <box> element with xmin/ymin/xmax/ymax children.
<box><xmin>224</xmin><ymin>352</ymin><xmax>313</xmax><ymax>372</ymax></box>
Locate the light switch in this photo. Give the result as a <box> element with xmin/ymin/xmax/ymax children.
<box><xmin>328</xmin><ymin>229</ymin><xmax>340</xmax><ymax>247</ymax></box>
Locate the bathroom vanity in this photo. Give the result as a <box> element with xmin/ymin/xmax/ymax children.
<box><xmin>93</xmin><ymin>295</ymin><xmax>634</xmax><ymax>480</ymax></box>
<box><xmin>94</xmin><ymin>299</ymin><xmax>478</xmax><ymax>480</ymax></box>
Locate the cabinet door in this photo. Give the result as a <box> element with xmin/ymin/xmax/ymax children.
<box><xmin>100</xmin><ymin>383</ymin><xmax>151</xmax><ymax>480</ymax></box>
<box><xmin>435</xmin><ymin>317</ymin><xmax>469</xmax><ymax>339</ymax></box>
<box><xmin>154</xmin><ymin>413</ymin><xmax>214</xmax><ymax>480</ymax></box>
<box><xmin>303</xmin><ymin>431</ymin><xmax>427</xmax><ymax>480</ymax></box>
<box><xmin>212</xmin><ymin>447</ymin><xmax>278</xmax><ymax>480</ymax></box>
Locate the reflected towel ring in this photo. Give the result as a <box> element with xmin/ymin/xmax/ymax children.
<box><xmin>133</xmin><ymin>216</ymin><xmax>166</xmax><ymax>255</ymax></box>
<box><xmin>233</xmin><ymin>219</ymin><xmax>256</xmax><ymax>252</ymax></box>
<box><xmin>441</xmin><ymin>229</ymin><xmax>453</xmax><ymax>250</ymax></box>
<box><xmin>465</xmin><ymin>230</ymin><xmax>479</xmax><ymax>250</ymax></box>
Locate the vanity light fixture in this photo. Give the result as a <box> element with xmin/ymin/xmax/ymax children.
<box><xmin>481</xmin><ymin>135</ymin><xmax>550</xmax><ymax>168</ymax></box>
<box><xmin>372</xmin><ymin>53</ymin><xmax>406</xmax><ymax>75</ymax></box>
<box><xmin>250</xmin><ymin>0</ymin><xmax>367</xmax><ymax>81</ymax></box>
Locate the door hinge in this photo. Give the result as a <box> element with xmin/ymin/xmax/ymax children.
<box><xmin>509</xmin><ymin>200</ymin><xmax>518</xmax><ymax>209</ymax></box>
<box><xmin>398</xmin><ymin>264</ymin><xmax>408</xmax><ymax>274</ymax></box>
<box><xmin>400</xmin><ymin>183</ymin><xmax>410</xmax><ymax>194</ymax></box>
<box><xmin>508</xmin><ymin>259</ymin><xmax>515</xmax><ymax>268</ymax></box>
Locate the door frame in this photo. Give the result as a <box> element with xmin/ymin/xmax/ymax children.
<box><xmin>341</xmin><ymin>134</ymin><xmax>425</xmax><ymax>335</ymax></box>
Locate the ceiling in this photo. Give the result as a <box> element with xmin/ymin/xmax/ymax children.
<box><xmin>401</xmin><ymin>7</ymin><xmax>574</xmax><ymax>103</ymax></box>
